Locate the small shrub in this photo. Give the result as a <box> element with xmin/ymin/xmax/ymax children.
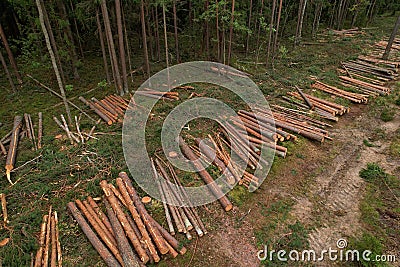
<box><xmin>380</xmin><ymin>108</ymin><xmax>394</xmax><ymax>122</ymax></box>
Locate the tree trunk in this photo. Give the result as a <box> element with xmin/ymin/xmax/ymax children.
<box><xmin>154</xmin><ymin>6</ymin><xmax>161</xmax><ymax>61</ymax></box>
<box><xmin>115</xmin><ymin>0</ymin><xmax>129</xmax><ymax>94</ymax></box>
<box><xmin>40</xmin><ymin>0</ymin><xmax>66</xmax><ymax>84</ymax></box>
<box><xmin>35</xmin><ymin>0</ymin><xmax>72</xmax><ymax>124</ymax></box>
<box><xmin>203</xmin><ymin>0</ymin><xmax>210</xmax><ymax>59</ymax></box>
<box><xmin>295</xmin><ymin>0</ymin><xmax>308</xmax><ymax>45</ymax></box>
<box><xmin>69</xmin><ymin>1</ymin><xmax>84</xmax><ymax>58</ymax></box>
<box><xmin>312</xmin><ymin>2</ymin><xmax>323</xmax><ymax>37</ymax></box>
<box><xmin>255</xmin><ymin>0</ymin><xmax>264</xmax><ymax>63</ymax></box>
<box><xmin>227</xmin><ymin>0</ymin><xmax>235</xmax><ymax>65</ymax></box>
<box><xmin>172</xmin><ymin>0</ymin><xmax>180</xmax><ymax>63</ymax></box>
<box><xmin>140</xmin><ymin>0</ymin><xmax>150</xmax><ymax>77</ymax></box>
<box><xmin>146</xmin><ymin>2</ymin><xmax>154</xmax><ymax>61</ymax></box>
<box><xmin>272</xmin><ymin>0</ymin><xmax>283</xmax><ymax>60</ymax></box>
<box><xmin>266</xmin><ymin>0</ymin><xmax>276</xmax><ymax>66</ymax></box>
<box><xmin>122</xmin><ymin>9</ymin><xmax>134</xmax><ymax>83</ymax></box>
<box><xmin>96</xmin><ymin>9</ymin><xmax>111</xmax><ymax>84</ymax></box>
<box><xmin>216</xmin><ymin>0</ymin><xmax>221</xmax><ymax>62</ymax></box>
<box><xmin>245</xmin><ymin>0</ymin><xmax>253</xmax><ymax>56</ymax></box>
<box><xmin>101</xmin><ymin>0</ymin><xmax>123</xmax><ymax>94</ymax></box>
<box><xmin>58</xmin><ymin>0</ymin><xmax>80</xmax><ymax>80</ymax></box>
<box><xmin>383</xmin><ymin>15</ymin><xmax>400</xmax><ymax>60</ymax></box>
<box><xmin>163</xmin><ymin>3</ymin><xmax>169</xmax><ymax>68</ymax></box>
<box><xmin>0</xmin><ymin>49</ymin><xmax>16</xmax><ymax>92</ymax></box>
<box><xmin>0</xmin><ymin>23</ymin><xmax>22</xmax><ymax>84</ymax></box>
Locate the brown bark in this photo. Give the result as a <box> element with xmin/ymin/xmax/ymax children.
<box><xmin>227</xmin><ymin>0</ymin><xmax>235</xmax><ymax>65</ymax></box>
<box><xmin>96</xmin><ymin>9</ymin><xmax>111</xmax><ymax>83</ymax></box>
<box><xmin>5</xmin><ymin>116</ymin><xmax>22</xmax><ymax>184</ymax></box>
<box><xmin>140</xmin><ymin>0</ymin><xmax>150</xmax><ymax>77</ymax></box>
<box><xmin>0</xmin><ymin>23</ymin><xmax>22</xmax><ymax>84</ymax></box>
<box><xmin>57</xmin><ymin>0</ymin><xmax>80</xmax><ymax>80</ymax></box>
<box><xmin>178</xmin><ymin>137</ymin><xmax>233</xmax><ymax>211</ymax></box>
<box><xmin>383</xmin><ymin>16</ymin><xmax>400</xmax><ymax>60</ymax></box>
<box><xmin>245</xmin><ymin>0</ymin><xmax>253</xmax><ymax>56</ymax></box>
<box><xmin>100</xmin><ymin>0</ymin><xmax>123</xmax><ymax>95</ymax></box>
<box><xmin>100</xmin><ymin>180</ymin><xmax>150</xmax><ymax>263</ymax></box>
<box><xmin>104</xmin><ymin>200</ymin><xmax>142</xmax><ymax>267</ymax></box>
<box><xmin>119</xmin><ymin>173</ymin><xmax>170</xmax><ymax>254</ymax></box>
<box><xmin>116</xmin><ymin>178</ymin><xmax>160</xmax><ymax>262</ymax></box>
<box><xmin>115</xmin><ymin>0</ymin><xmax>128</xmax><ymax>94</ymax></box>
<box><xmin>0</xmin><ymin>49</ymin><xmax>16</xmax><ymax>92</ymax></box>
<box><xmin>36</xmin><ymin>0</ymin><xmax>72</xmax><ymax>124</ymax></box>
<box><xmin>67</xmin><ymin>202</ymin><xmax>122</xmax><ymax>267</ymax></box>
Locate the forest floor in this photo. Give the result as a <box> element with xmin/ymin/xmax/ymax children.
<box><xmin>0</xmin><ymin>15</ymin><xmax>399</xmax><ymax>267</ymax></box>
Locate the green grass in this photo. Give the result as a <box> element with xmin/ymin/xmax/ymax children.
<box><xmin>380</xmin><ymin>107</ymin><xmax>395</xmax><ymax>122</ymax></box>
<box><xmin>353</xmin><ymin>163</ymin><xmax>400</xmax><ymax>267</ymax></box>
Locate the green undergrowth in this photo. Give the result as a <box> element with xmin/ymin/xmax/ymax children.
<box><xmin>349</xmin><ymin>163</ymin><xmax>400</xmax><ymax>267</ymax></box>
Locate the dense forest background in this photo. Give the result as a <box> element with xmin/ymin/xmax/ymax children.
<box><xmin>1</xmin><ymin>0</ymin><xmax>400</xmax><ymax>97</ymax></box>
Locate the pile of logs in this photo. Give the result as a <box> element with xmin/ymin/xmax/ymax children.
<box><xmin>331</xmin><ymin>28</ymin><xmax>365</xmax><ymax>37</ymax></box>
<box><xmin>341</xmin><ymin>60</ymin><xmax>397</xmax><ymax>81</ymax></box>
<box><xmin>135</xmin><ymin>89</ymin><xmax>180</xmax><ymax>101</ymax></box>
<box><xmin>179</xmin><ymin>136</ymin><xmax>234</xmax><ymax>211</ymax></box>
<box><xmin>68</xmin><ymin>172</ymin><xmax>187</xmax><ymax>267</ymax></box>
<box><xmin>32</xmin><ymin>207</ymin><xmax>62</xmax><ymax>267</ymax></box>
<box><xmin>312</xmin><ymin>81</ymin><xmax>369</xmax><ymax>103</ymax></box>
<box><xmin>287</xmin><ymin>91</ymin><xmax>349</xmax><ymax>117</ymax></box>
<box><xmin>3</xmin><ymin>113</ymin><xmax>43</xmax><ymax>184</ymax></box>
<box><xmin>239</xmin><ymin>107</ymin><xmax>331</xmax><ymax>144</ymax></box>
<box><xmin>339</xmin><ymin>76</ymin><xmax>391</xmax><ymax>96</ymax></box>
<box><xmin>79</xmin><ymin>95</ymin><xmax>131</xmax><ymax>125</ymax></box>
<box><xmin>152</xmin><ymin>157</ymin><xmax>206</xmax><ymax>239</ymax></box>
<box><xmin>53</xmin><ymin>114</ymin><xmax>96</xmax><ymax>145</ymax></box>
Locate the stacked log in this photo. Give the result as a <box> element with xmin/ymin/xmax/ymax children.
<box><xmin>152</xmin><ymin>157</ymin><xmax>206</xmax><ymax>239</ymax></box>
<box><xmin>339</xmin><ymin>76</ymin><xmax>390</xmax><ymax>96</ymax></box>
<box><xmin>341</xmin><ymin>60</ymin><xmax>397</xmax><ymax>81</ymax></box>
<box><xmin>312</xmin><ymin>81</ymin><xmax>368</xmax><ymax>103</ymax></box>
<box><xmin>135</xmin><ymin>89</ymin><xmax>180</xmax><ymax>101</ymax></box>
<box><xmin>80</xmin><ymin>95</ymin><xmax>132</xmax><ymax>125</ymax></box>
<box><xmin>68</xmin><ymin>172</ymin><xmax>186</xmax><ymax>267</ymax></box>
<box><xmin>287</xmin><ymin>91</ymin><xmax>349</xmax><ymax>116</ymax></box>
<box><xmin>32</xmin><ymin>207</ymin><xmax>62</xmax><ymax>267</ymax></box>
<box><xmin>179</xmin><ymin>136</ymin><xmax>233</xmax><ymax>211</ymax></box>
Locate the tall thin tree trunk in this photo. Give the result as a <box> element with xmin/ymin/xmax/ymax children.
<box><xmin>154</xmin><ymin>6</ymin><xmax>161</xmax><ymax>61</ymax></box>
<box><xmin>69</xmin><ymin>1</ymin><xmax>84</xmax><ymax>58</ymax></box>
<box><xmin>122</xmin><ymin>9</ymin><xmax>134</xmax><ymax>83</ymax></box>
<box><xmin>216</xmin><ymin>0</ymin><xmax>221</xmax><ymax>62</ymax></box>
<box><xmin>146</xmin><ymin>2</ymin><xmax>154</xmax><ymax>61</ymax></box>
<box><xmin>40</xmin><ymin>0</ymin><xmax>66</xmax><ymax>84</ymax></box>
<box><xmin>96</xmin><ymin>9</ymin><xmax>111</xmax><ymax>84</ymax></box>
<box><xmin>383</xmin><ymin>15</ymin><xmax>400</xmax><ymax>60</ymax></box>
<box><xmin>227</xmin><ymin>0</ymin><xmax>235</xmax><ymax>65</ymax></box>
<box><xmin>0</xmin><ymin>23</ymin><xmax>22</xmax><ymax>84</ymax></box>
<box><xmin>115</xmin><ymin>0</ymin><xmax>128</xmax><ymax>94</ymax></box>
<box><xmin>245</xmin><ymin>0</ymin><xmax>253</xmax><ymax>56</ymax></box>
<box><xmin>266</xmin><ymin>0</ymin><xmax>276</xmax><ymax>66</ymax></box>
<box><xmin>0</xmin><ymin>49</ymin><xmax>16</xmax><ymax>92</ymax></box>
<box><xmin>101</xmin><ymin>0</ymin><xmax>123</xmax><ymax>94</ymax></box>
<box><xmin>163</xmin><ymin>3</ymin><xmax>169</xmax><ymax>68</ymax></box>
<box><xmin>172</xmin><ymin>0</ymin><xmax>180</xmax><ymax>63</ymax></box>
<box><xmin>255</xmin><ymin>0</ymin><xmax>264</xmax><ymax>63</ymax></box>
<box><xmin>140</xmin><ymin>0</ymin><xmax>150</xmax><ymax>77</ymax></box>
<box><xmin>58</xmin><ymin>0</ymin><xmax>80</xmax><ymax>80</ymax></box>
<box><xmin>35</xmin><ymin>0</ymin><xmax>72</xmax><ymax>124</ymax></box>
<box><xmin>295</xmin><ymin>0</ymin><xmax>308</xmax><ymax>45</ymax></box>
<box><xmin>312</xmin><ymin>3</ymin><xmax>322</xmax><ymax>37</ymax></box>
<box><xmin>204</xmin><ymin>0</ymin><xmax>210</xmax><ymax>59</ymax></box>
<box><xmin>272</xmin><ymin>0</ymin><xmax>283</xmax><ymax>60</ymax></box>
<box><xmin>222</xmin><ymin>2</ymin><xmax>227</xmax><ymax>64</ymax></box>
